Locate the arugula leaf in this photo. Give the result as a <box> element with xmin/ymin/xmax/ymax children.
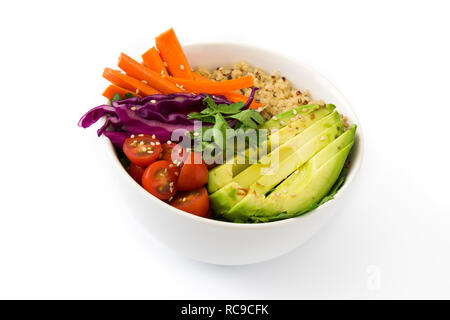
<box><xmin>110</xmin><ymin>92</ymin><xmax>134</xmax><ymax>102</ymax></box>
<box><xmin>111</xmin><ymin>93</ymin><xmax>122</xmax><ymax>102</ymax></box>
<box><xmin>227</xmin><ymin>109</ymin><xmax>266</xmax><ymax>129</ymax></box>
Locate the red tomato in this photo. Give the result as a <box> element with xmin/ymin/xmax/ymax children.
<box><xmin>170</xmin><ymin>187</ymin><xmax>210</xmax><ymax>217</ymax></box>
<box><xmin>142</xmin><ymin>160</ymin><xmax>178</xmax><ymax>200</ymax></box>
<box><xmin>160</xmin><ymin>142</ymin><xmax>185</xmax><ymax>165</ymax></box>
<box><xmin>177</xmin><ymin>152</ymin><xmax>209</xmax><ymax>191</ymax></box>
<box><xmin>123</xmin><ymin>134</ymin><xmax>162</xmax><ymax>167</ymax></box>
<box><xmin>128</xmin><ymin>163</ymin><xmax>145</xmax><ymax>184</ymax></box>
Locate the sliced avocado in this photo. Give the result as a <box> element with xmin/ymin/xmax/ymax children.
<box><xmin>210</xmin><ymin>112</ymin><xmax>343</xmax><ymax>218</ymax></box>
<box><xmin>207</xmin><ymin>104</ymin><xmax>335</xmax><ymax>193</ymax></box>
<box><xmin>232</xmin><ymin>111</ymin><xmax>342</xmax><ymax>189</ymax></box>
<box><xmin>261</xmin><ymin>104</ymin><xmax>336</xmax><ymax>130</ymax></box>
<box><xmin>221</xmin><ymin>125</ymin><xmax>356</xmax><ymax>221</ymax></box>
<box><xmin>209</xmin><ymin>182</ymin><xmax>248</xmax><ymax>217</ymax></box>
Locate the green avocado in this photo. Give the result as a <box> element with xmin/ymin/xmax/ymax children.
<box><xmin>207</xmin><ymin>104</ymin><xmax>335</xmax><ymax>193</ymax></box>
<box><xmin>210</xmin><ymin>112</ymin><xmax>344</xmax><ymax>218</ymax></box>
<box><xmin>222</xmin><ymin>125</ymin><xmax>356</xmax><ymax>222</ymax></box>
<box><xmin>261</xmin><ymin>104</ymin><xmax>336</xmax><ymax>130</ymax></box>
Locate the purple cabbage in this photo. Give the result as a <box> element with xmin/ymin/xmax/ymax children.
<box><xmin>78</xmin><ymin>91</ymin><xmax>258</xmax><ymax>148</ymax></box>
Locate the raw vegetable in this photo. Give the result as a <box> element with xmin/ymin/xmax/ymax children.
<box><xmin>177</xmin><ymin>152</ymin><xmax>208</xmax><ymax>191</ymax></box>
<box><xmin>103</xmin><ymin>85</ymin><xmax>138</xmax><ymax>100</ymax></box>
<box><xmin>103</xmin><ymin>68</ymin><xmax>160</xmax><ymax>96</ymax></box>
<box><xmin>193</xmin><ymin>72</ymin><xmax>262</xmax><ymax>109</ymax></box>
<box><xmin>123</xmin><ymin>134</ymin><xmax>162</xmax><ymax>167</ymax></box>
<box><xmin>166</xmin><ymin>75</ymin><xmax>254</xmax><ymax>94</ymax></box>
<box><xmin>160</xmin><ymin>142</ymin><xmax>185</xmax><ymax>165</ymax></box>
<box><xmin>142</xmin><ymin>160</ymin><xmax>178</xmax><ymax>200</ymax></box>
<box><xmin>128</xmin><ymin>163</ymin><xmax>145</xmax><ymax>184</ymax></box>
<box><xmin>155</xmin><ymin>28</ymin><xmax>194</xmax><ymax>79</ymax></box>
<box><xmin>78</xmin><ymin>93</ymin><xmax>235</xmax><ymax>147</ymax></box>
<box><xmin>118</xmin><ymin>53</ymin><xmax>181</xmax><ymax>94</ymax></box>
<box><xmin>142</xmin><ymin>47</ymin><xmax>168</xmax><ymax>76</ymax></box>
<box><xmin>170</xmin><ymin>188</ymin><xmax>210</xmax><ymax>217</ymax></box>
<box><xmin>188</xmin><ymin>92</ymin><xmax>265</xmax><ymax>156</ymax></box>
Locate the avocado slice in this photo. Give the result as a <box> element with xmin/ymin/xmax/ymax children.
<box><xmin>210</xmin><ymin>112</ymin><xmax>344</xmax><ymax>218</ymax></box>
<box><xmin>207</xmin><ymin>104</ymin><xmax>335</xmax><ymax>193</ymax></box>
<box><xmin>221</xmin><ymin>125</ymin><xmax>356</xmax><ymax>222</ymax></box>
<box><xmin>261</xmin><ymin>104</ymin><xmax>336</xmax><ymax>130</ymax></box>
<box><xmin>231</xmin><ymin>111</ymin><xmax>342</xmax><ymax>189</ymax></box>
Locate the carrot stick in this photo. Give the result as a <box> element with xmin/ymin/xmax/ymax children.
<box><xmin>193</xmin><ymin>72</ymin><xmax>262</xmax><ymax>109</ymax></box>
<box><xmin>192</xmin><ymin>72</ymin><xmax>210</xmax><ymax>81</ymax></box>
<box><xmin>118</xmin><ymin>53</ymin><xmax>181</xmax><ymax>94</ymax></box>
<box><xmin>102</xmin><ymin>84</ymin><xmax>139</xmax><ymax>100</ymax></box>
<box><xmin>142</xmin><ymin>47</ymin><xmax>168</xmax><ymax>76</ymax></box>
<box><xmin>222</xmin><ymin>91</ymin><xmax>263</xmax><ymax>109</ymax></box>
<box><xmin>155</xmin><ymin>28</ymin><xmax>194</xmax><ymax>79</ymax></box>
<box><xmin>103</xmin><ymin>68</ymin><xmax>160</xmax><ymax>96</ymax></box>
<box><xmin>166</xmin><ymin>75</ymin><xmax>254</xmax><ymax>94</ymax></box>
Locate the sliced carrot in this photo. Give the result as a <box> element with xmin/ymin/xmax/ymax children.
<box><xmin>222</xmin><ymin>91</ymin><xmax>263</xmax><ymax>109</ymax></box>
<box><xmin>102</xmin><ymin>84</ymin><xmax>139</xmax><ymax>100</ymax></box>
<box><xmin>155</xmin><ymin>28</ymin><xmax>194</xmax><ymax>79</ymax></box>
<box><xmin>192</xmin><ymin>72</ymin><xmax>261</xmax><ymax>108</ymax></box>
<box><xmin>192</xmin><ymin>72</ymin><xmax>210</xmax><ymax>81</ymax></box>
<box><xmin>142</xmin><ymin>47</ymin><xmax>168</xmax><ymax>76</ymax></box>
<box><xmin>103</xmin><ymin>68</ymin><xmax>160</xmax><ymax>96</ymax></box>
<box><xmin>118</xmin><ymin>53</ymin><xmax>181</xmax><ymax>94</ymax></box>
<box><xmin>166</xmin><ymin>75</ymin><xmax>254</xmax><ymax>94</ymax></box>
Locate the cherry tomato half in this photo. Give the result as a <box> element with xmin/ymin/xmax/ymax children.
<box><xmin>160</xmin><ymin>142</ymin><xmax>185</xmax><ymax>165</ymax></box>
<box><xmin>142</xmin><ymin>160</ymin><xmax>178</xmax><ymax>200</ymax></box>
<box><xmin>177</xmin><ymin>152</ymin><xmax>209</xmax><ymax>191</ymax></box>
<box><xmin>170</xmin><ymin>187</ymin><xmax>210</xmax><ymax>217</ymax></box>
<box><xmin>123</xmin><ymin>134</ymin><xmax>162</xmax><ymax>167</ymax></box>
<box><xmin>128</xmin><ymin>163</ymin><xmax>145</xmax><ymax>184</ymax></box>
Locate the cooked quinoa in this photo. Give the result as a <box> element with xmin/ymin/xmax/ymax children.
<box><xmin>195</xmin><ymin>61</ymin><xmax>349</xmax><ymax>128</ymax></box>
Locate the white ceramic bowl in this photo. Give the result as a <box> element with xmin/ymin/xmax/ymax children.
<box><xmin>105</xmin><ymin>43</ymin><xmax>364</xmax><ymax>266</ymax></box>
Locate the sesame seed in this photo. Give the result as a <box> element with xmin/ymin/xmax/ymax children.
<box><xmin>193</xmin><ymin>132</ymin><xmax>199</xmax><ymax>137</ymax></box>
<box><xmin>147</xmin><ymin>150</ymin><xmax>153</xmax><ymax>154</ymax></box>
<box><xmin>130</xmin><ymin>134</ymin><xmax>135</xmax><ymax>138</ymax></box>
<box><xmin>174</xmin><ymin>171</ymin><xmax>179</xmax><ymax>176</ymax></box>
<box><xmin>178</xmin><ymin>148</ymin><xmax>182</xmax><ymax>154</ymax></box>
<box><xmin>138</xmin><ymin>134</ymin><xmax>144</xmax><ymax>137</ymax></box>
<box><xmin>150</xmin><ymin>99</ymin><xmax>156</xmax><ymax>104</ymax></box>
<box><xmin>163</xmin><ymin>62</ymin><xmax>168</xmax><ymax>67</ymax></box>
<box><xmin>293</xmin><ymin>109</ymin><xmax>298</xmax><ymax>115</ymax></box>
<box><xmin>175</xmin><ymin>83</ymin><xmax>180</xmax><ymax>88</ymax></box>
<box><xmin>152</xmin><ymin>134</ymin><xmax>156</xmax><ymax>139</ymax></box>
<box><xmin>135</xmin><ymin>88</ymin><xmax>140</xmax><ymax>94</ymax></box>
<box><xmin>131</xmin><ymin>106</ymin><xmax>137</xmax><ymax>111</ymax></box>
<box><xmin>139</xmin><ymin>141</ymin><xmax>145</xmax><ymax>145</ymax></box>
<box><xmin>132</xmin><ymin>140</ymin><xmax>138</xmax><ymax>144</ymax></box>
<box><xmin>155</xmin><ymin>141</ymin><xmax>160</xmax><ymax>145</ymax></box>
<box><xmin>167</xmin><ymin>140</ymin><xmax>172</xmax><ymax>145</ymax></box>
<box><xmin>169</xmin><ymin>164</ymin><xmax>174</xmax><ymax>168</ymax></box>
<box><xmin>272</xmin><ymin>116</ymin><xmax>278</xmax><ymax>121</ymax></box>
<box><xmin>320</xmin><ymin>136</ymin><xmax>326</xmax><ymax>141</ymax></box>
<box><xmin>294</xmin><ymin>170</ymin><xmax>299</xmax><ymax>174</ymax></box>
<box><xmin>160</xmin><ymin>70</ymin><xmax>164</xmax><ymax>75</ymax></box>
<box><xmin>141</xmin><ymin>80</ymin><xmax>148</xmax><ymax>84</ymax></box>
<box><xmin>280</xmin><ymin>121</ymin><xmax>286</xmax><ymax>126</ymax></box>
<box><xmin>302</xmin><ymin>108</ymin><xmax>308</xmax><ymax>112</ymax></box>
<box><xmin>150</xmin><ymin>142</ymin><xmax>155</xmax><ymax>146</ymax></box>
<box><xmin>169</xmin><ymin>182</ymin><xmax>174</xmax><ymax>187</ymax></box>
<box><xmin>180</xmin><ymin>64</ymin><xmax>185</xmax><ymax>70</ymax></box>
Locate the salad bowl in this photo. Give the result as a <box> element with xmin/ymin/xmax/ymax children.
<box><xmin>104</xmin><ymin>43</ymin><xmax>364</xmax><ymax>265</ymax></box>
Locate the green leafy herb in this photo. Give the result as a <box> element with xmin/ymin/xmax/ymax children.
<box><xmin>110</xmin><ymin>92</ymin><xmax>135</xmax><ymax>103</ymax></box>
<box><xmin>227</xmin><ymin>109</ymin><xmax>266</xmax><ymax>129</ymax></box>
<box><xmin>187</xmin><ymin>95</ymin><xmax>267</xmax><ymax>161</ymax></box>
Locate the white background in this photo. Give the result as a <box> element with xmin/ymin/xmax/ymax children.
<box><xmin>0</xmin><ymin>0</ymin><xmax>449</xmax><ymax>299</ymax></box>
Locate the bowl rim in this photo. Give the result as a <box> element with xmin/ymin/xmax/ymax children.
<box><xmin>104</xmin><ymin>42</ymin><xmax>365</xmax><ymax>229</ymax></box>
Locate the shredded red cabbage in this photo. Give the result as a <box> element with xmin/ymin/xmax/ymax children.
<box><xmin>78</xmin><ymin>91</ymin><xmax>257</xmax><ymax>148</ymax></box>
